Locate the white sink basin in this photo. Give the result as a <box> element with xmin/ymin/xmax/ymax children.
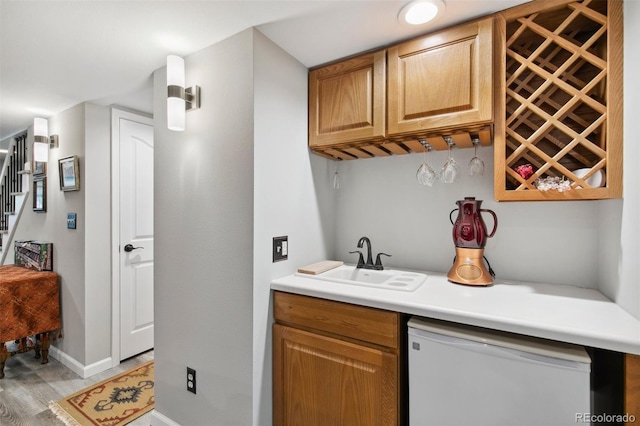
<box><xmin>296</xmin><ymin>265</ymin><xmax>427</xmax><ymax>292</ymax></box>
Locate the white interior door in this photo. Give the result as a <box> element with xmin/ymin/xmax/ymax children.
<box><xmin>119</xmin><ymin>116</ymin><xmax>154</xmax><ymax>360</ymax></box>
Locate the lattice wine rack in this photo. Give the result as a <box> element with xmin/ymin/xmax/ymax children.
<box><xmin>494</xmin><ymin>0</ymin><xmax>622</xmax><ymax>201</ymax></box>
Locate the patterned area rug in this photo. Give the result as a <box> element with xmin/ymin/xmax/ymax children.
<box><xmin>49</xmin><ymin>361</ymin><xmax>154</xmax><ymax>426</ymax></box>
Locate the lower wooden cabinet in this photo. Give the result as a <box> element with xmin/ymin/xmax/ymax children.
<box><xmin>273</xmin><ymin>291</ymin><xmax>402</xmax><ymax>426</ymax></box>
<box><xmin>273</xmin><ymin>291</ymin><xmax>639</xmax><ymax>425</ymax></box>
<box><xmin>626</xmin><ymin>354</ymin><xmax>640</xmax><ymax>425</ymax></box>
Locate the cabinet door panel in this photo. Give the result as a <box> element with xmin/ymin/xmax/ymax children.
<box><xmin>402</xmin><ymin>41</ymin><xmax>473</xmax><ymax>119</ymax></box>
<box><xmin>388</xmin><ymin>17</ymin><xmax>493</xmax><ymax>134</ymax></box>
<box><xmin>318</xmin><ymin>67</ymin><xmax>373</xmax><ymax>134</ymax></box>
<box><xmin>309</xmin><ymin>50</ymin><xmax>386</xmax><ymax>147</ymax></box>
<box><xmin>273</xmin><ymin>324</ymin><xmax>397</xmax><ymax>426</ymax></box>
<box><xmin>626</xmin><ymin>354</ymin><xmax>640</xmax><ymax>424</ymax></box>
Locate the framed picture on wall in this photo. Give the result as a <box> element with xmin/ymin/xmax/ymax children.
<box><xmin>33</xmin><ymin>176</ymin><xmax>46</xmax><ymax>212</ymax></box>
<box><xmin>33</xmin><ymin>150</ymin><xmax>46</xmax><ymax>176</ymax></box>
<box><xmin>58</xmin><ymin>155</ymin><xmax>80</xmax><ymax>191</ymax></box>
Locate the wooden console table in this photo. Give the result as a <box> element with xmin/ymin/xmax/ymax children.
<box><xmin>0</xmin><ymin>265</ymin><xmax>60</xmax><ymax>379</ymax></box>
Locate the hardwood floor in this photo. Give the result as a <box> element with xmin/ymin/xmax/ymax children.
<box><xmin>0</xmin><ymin>348</ymin><xmax>154</xmax><ymax>425</ymax></box>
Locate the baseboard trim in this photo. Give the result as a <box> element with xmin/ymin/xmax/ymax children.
<box><xmin>151</xmin><ymin>410</ymin><xmax>181</xmax><ymax>426</ymax></box>
<box><xmin>49</xmin><ymin>346</ymin><xmax>113</xmax><ymax>379</ymax></box>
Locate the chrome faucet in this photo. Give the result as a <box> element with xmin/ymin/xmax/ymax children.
<box><xmin>349</xmin><ymin>236</ymin><xmax>392</xmax><ymax>270</ymax></box>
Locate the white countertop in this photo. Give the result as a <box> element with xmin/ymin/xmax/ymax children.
<box><xmin>271</xmin><ymin>267</ymin><xmax>640</xmax><ymax>355</ymax></box>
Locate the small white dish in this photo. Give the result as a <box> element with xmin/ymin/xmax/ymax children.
<box><xmin>573</xmin><ymin>168</ymin><xmax>605</xmax><ymax>188</ymax></box>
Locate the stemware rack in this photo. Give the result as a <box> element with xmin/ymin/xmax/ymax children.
<box><xmin>310</xmin><ymin>127</ymin><xmax>492</xmax><ymax>161</ymax></box>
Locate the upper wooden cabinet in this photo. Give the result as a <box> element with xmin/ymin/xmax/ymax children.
<box><xmin>308</xmin><ymin>50</ymin><xmax>386</xmax><ymax>148</ymax></box>
<box><xmin>387</xmin><ymin>17</ymin><xmax>494</xmax><ymax>136</ymax></box>
<box><xmin>308</xmin><ymin>18</ymin><xmax>494</xmax><ymax>161</ymax></box>
<box><xmin>494</xmin><ymin>0</ymin><xmax>623</xmax><ymax>201</ymax></box>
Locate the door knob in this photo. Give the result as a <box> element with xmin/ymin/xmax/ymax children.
<box><xmin>124</xmin><ymin>244</ymin><xmax>143</xmax><ymax>252</ymax></box>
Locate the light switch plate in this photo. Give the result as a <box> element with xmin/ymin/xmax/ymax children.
<box><xmin>273</xmin><ymin>236</ymin><xmax>288</xmax><ymax>262</ymax></box>
<box><xmin>67</xmin><ymin>213</ymin><xmax>77</xmax><ymax>229</ymax></box>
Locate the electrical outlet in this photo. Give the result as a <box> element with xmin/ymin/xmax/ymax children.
<box><xmin>273</xmin><ymin>236</ymin><xmax>288</xmax><ymax>262</ymax></box>
<box><xmin>187</xmin><ymin>367</ymin><xmax>196</xmax><ymax>394</ymax></box>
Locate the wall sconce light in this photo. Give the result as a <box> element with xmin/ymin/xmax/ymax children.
<box><xmin>167</xmin><ymin>55</ymin><xmax>201</xmax><ymax>131</ymax></box>
<box><xmin>398</xmin><ymin>0</ymin><xmax>445</xmax><ymax>26</ymax></box>
<box><xmin>33</xmin><ymin>117</ymin><xmax>59</xmax><ymax>163</ymax></box>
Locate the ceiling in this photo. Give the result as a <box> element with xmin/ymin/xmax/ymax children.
<box><xmin>0</xmin><ymin>0</ymin><xmax>530</xmax><ymax>146</ymax></box>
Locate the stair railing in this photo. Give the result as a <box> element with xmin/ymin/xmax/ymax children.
<box><xmin>0</xmin><ymin>133</ymin><xmax>27</xmax><ymax>256</ymax></box>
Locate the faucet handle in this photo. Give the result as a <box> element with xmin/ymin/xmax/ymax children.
<box><xmin>349</xmin><ymin>250</ymin><xmax>365</xmax><ymax>269</ymax></box>
<box><xmin>374</xmin><ymin>252</ymin><xmax>391</xmax><ymax>270</ymax></box>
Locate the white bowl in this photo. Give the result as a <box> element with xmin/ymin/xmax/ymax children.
<box><xmin>573</xmin><ymin>168</ymin><xmax>605</xmax><ymax>188</ymax></box>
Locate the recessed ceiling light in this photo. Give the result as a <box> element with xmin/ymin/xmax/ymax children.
<box><xmin>399</xmin><ymin>0</ymin><xmax>445</xmax><ymax>26</ymax></box>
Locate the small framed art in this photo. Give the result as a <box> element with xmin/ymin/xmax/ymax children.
<box><xmin>33</xmin><ymin>176</ymin><xmax>46</xmax><ymax>212</ymax></box>
<box><xmin>33</xmin><ymin>159</ymin><xmax>46</xmax><ymax>176</ymax></box>
<box><xmin>59</xmin><ymin>155</ymin><xmax>80</xmax><ymax>191</ymax></box>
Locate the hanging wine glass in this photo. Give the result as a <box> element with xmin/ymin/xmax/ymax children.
<box><xmin>416</xmin><ymin>140</ymin><xmax>437</xmax><ymax>186</ymax></box>
<box><xmin>469</xmin><ymin>138</ymin><xmax>485</xmax><ymax>176</ymax></box>
<box><xmin>441</xmin><ymin>137</ymin><xmax>460</xmax><ymax>184</ymax></box>
<box><xmin>333</xmin><ymin>161</ymin><xmax>340</xmax><ymax>190</ymax></box>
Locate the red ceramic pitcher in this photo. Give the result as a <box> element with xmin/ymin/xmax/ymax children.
<box><xmin>449</xmin><ymin>197</ymin><xmax>497</xmax><ymax>249</ymax></box>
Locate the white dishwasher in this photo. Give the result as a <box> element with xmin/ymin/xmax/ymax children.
<box><xmin>408</xmin><ymin>317</ymin><xmax>591</xmax><ymax>426</ymax></box>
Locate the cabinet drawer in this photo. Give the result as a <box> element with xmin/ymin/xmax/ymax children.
<box><xmin>274</xmin><ymin>291</ymin><xmax>399</xmax><ymax>349</ymax></box>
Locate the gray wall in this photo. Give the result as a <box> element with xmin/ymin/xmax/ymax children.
<box><xmin>152</xmin><ymin>28</ymin><xmax>335</xmax><ymax>426</ymax></box>
<box><xmin>83</xmin><ymin>104</ymin><xmax>112</xmax><ymax>364</ymax></box>
<box><xmin>333</xmin><ymin>146</ymin><xmax>600</xmax><ymax>286</ymax></box>
<box><xmin>332</xmin><ymin>131</ymin><xmax>638</xmax><ymax>318</ymax></box>
<box><xmin>9</xmin><ymin>102</ymin><xmax>113</xmax><ymax>366</ymax></box>
<box><xmin>153</xmin><ymin>29</ymin><xmax>256</xmax><ymax>425</ymax></box>
<box><xmin>597</xmin><ymin>0</ymin><xmax>640</xmax><ymax>319</ymax></box>
<box><xmin>12</xmin><ymin>104</ymin><xmax>87</xmax><ymax>363</ymax></box>
<box><xmin>252</xmin><ymin>30</ymin><xmax>334</xmax><ymax>425</ymax></box>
